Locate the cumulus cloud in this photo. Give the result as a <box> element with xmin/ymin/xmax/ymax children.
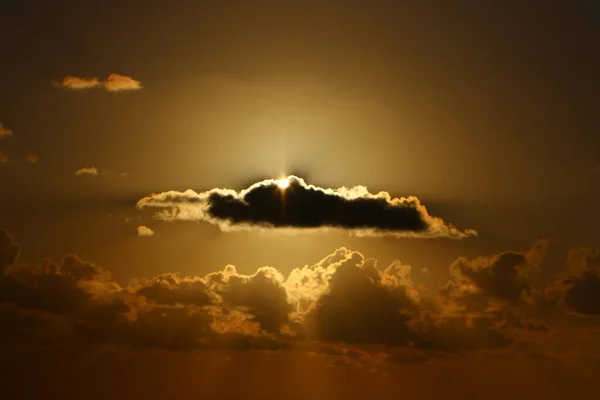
<box><xmin>56</xmin><ymin>74</ymin><xmax>142</xmax><ymax>92</ymax></box>
<box><xmin>442</xmin><ymin>239</ymin><xmax>549</xmax><ymax>311</ymax></box>
<box><xmin>2</xmin><ymin>229</ymin><xmax>599</xmax><ymax>356</ymax></box>
<box><xmin>137</xmin><ymin>176</ymin><xmax>476</xmax><ymax>239</ymax></box>
<box><xmin>547</xmin><ymin>246</ymin><xmax>600</xmax><ymax>316</ymax></box>
<box><xmin>0</xmin><ymin>123</ymin><xmax>12</xmax><ymax>138</ymax></box>
<box><xmin>75</xmin><ymin>166</ymin><xmax>99</xmax><ymax>176</ymax></box>
<box><xmin>136</xmin><ymin>225</ymin><xmax>155</xmax><ymax>237</ymax></box>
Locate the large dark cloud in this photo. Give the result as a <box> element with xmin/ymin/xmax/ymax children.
<box><xmin>303</xmin><ymin>251</ymin><xmax>417</xmax><ymax>345</ymax></box>
<box><xmin>137</xmin><ymin>176</ymin><xmax>477</xmax><ymax>239</ymax></box>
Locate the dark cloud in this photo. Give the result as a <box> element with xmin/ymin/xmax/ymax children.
<box><xmin>551</xmin><ymin>247</ymin><xmax>600</xmax><ymax>316</ymax></box>
<box><xmin>441</xmin><ymin>240</ymin><xmax>549</xmax><ymax>312</ymax></box>
<box><xmin>304</xmin><ymin>251</ymin><xmax>417</xmax><ymax>345</ymax></box>
<box><xmin>133</xmin><ymin>273</ymin><xmax>211</xmax><ymax>307</ymax></box>
<box><xmin>137</xmin><ymin>176</ymin><xmax>477</xmax><ymax>239</ymax></box>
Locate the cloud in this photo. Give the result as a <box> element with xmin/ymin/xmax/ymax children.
<box><xmin>547</xmin><ymin>246</ymin><xmax>600</xmax><ymax>316</ymax></box>
<box><xmin>442</xmin><ymin>239</ymin><xmax>549</xmax><ymax>310</ymax></box>
<box><xmin>0</xmin><ymin>151</ymin><xmax>7</xmax><ymax>164</ymax></box>
<box><xmin>0</xmin><ymin>123</ymin><xmax>12</xmax><ymax>138</ymax></box>
<box><xmin>136</xmin><ymin>225</ymin><xmax>155</xmax><ymax>237</ymax></box>
<box><xmin>24</xmin><ymin>153</ymin><xmax>39</xmax><ymax>164</ymax></box>
<box><xmin>56</xmin><ymin>74</ymin><xmax>142</xmax><ymax>92</ymax></box>
<box><xmin>3</xmin><ymin>229</ymin><xmax>600</xmax><ymax>356</ymax></box>
<box><xmin>57</xmin><ymin>76</ymin><xmax>101</xmax><ymax>89</ymax></box>
<box><xmin>137</xmin><ymin>176</ymin><xmax>476</xmax><ymax>239</ymax></box>
<box><xmin>75</xmin><ymin>166</ymin><xmax>99</xmax><ymax>176</ymax></box>
<box><xmin>103</xmin><ymin>73</ymin><xmax>142</xmax><ymax>92</ymax></box>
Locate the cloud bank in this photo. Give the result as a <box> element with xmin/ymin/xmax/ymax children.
<box><xmin>2</xmin><ymin>229</ymin><xmax>597</xmax><ymax>356</ymax></box>
<box><xmin>57</xmin><ymin>74</ymin><xmax>142</xmax><ymax>92</ymax></box>
<box><xmin>137</xmin><ymin>176</ymin><xmax>477</xmax><ymax>239</ymax></box>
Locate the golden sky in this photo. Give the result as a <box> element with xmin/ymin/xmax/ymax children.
<box><xmin>1</xmin><ymin>1</ymin><xmax>600</xmax><ymax>398</ymax></box>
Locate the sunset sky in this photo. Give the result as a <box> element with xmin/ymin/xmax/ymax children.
<box><xmin>1</xmin><ymin>2</ymin><xmax>600</xmax><ymax>399</ymax></box>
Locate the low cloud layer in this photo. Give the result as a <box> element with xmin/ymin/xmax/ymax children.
<box><xmin>57</xmin><ymin>74</ymin><xmax>142</xmax><ymax>92</ymax></box>
<box><xmin>137</xmin><ymin>176</ymin><xmax>477</xmax><ymax>239</ymax></box>
<box><xmin>2</xmin><ymin>229</ymin><xmax>598</xmax><ymax>356</ymax></box>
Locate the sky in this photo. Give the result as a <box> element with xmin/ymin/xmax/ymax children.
<box><xmin>1</xmin><ymin>1</ymin><xmax>600</xmax><ymax>399</ymax></box>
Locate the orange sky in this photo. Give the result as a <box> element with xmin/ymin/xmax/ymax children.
<box><xmin>1</xmin><ymin>1</ymin><xmax>600</xmax><ymax>398</ymax></box>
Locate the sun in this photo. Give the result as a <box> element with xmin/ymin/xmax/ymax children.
<box><xmin>276</xmin><ymin>177</ymin><xmax>290</xmax><ymax>190</ymax></box>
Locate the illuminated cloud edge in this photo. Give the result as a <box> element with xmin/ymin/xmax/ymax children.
<box><xmin>137</xmin><ymin>176</ymin><xmax>477</xmax><ymax>239</ymax></box>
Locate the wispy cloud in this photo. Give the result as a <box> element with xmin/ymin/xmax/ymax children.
<box><xmin>56</xmin><ymin>74</ymin><xmax>142</xmax><ymax>92</ymax></box>
<box><xmin>58</xmin><ymin>76</ymin><xmax>101</xmax><ymax>90</ymax></box>
<box><xmin>75</xmin><ymin>166</ymin><xmax>99</xmax><ymax>176</ymax></box>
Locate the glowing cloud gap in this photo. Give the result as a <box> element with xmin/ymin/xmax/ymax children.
<box><xmin>137</xmin><ymin>176</ymin><xmax>477</xmax><ymax>239</ymax></box>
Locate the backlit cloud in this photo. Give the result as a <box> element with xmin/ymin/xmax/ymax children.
<box><xmin>2</xmin><ymin>229</ymin><xmax>599</xmax><ymax>357</ymax></box>
<box><xmin>75</xmin><ymin>166</ymin><xmax>99</xmax><ymax>176</ymax></box>
<box><xmin>56</xmin><ymin>74</ymin><xmax>142</xmax><ymax>92</ymax></box>
<box><xmin>137</xmin><ymin>176</ymin><xmax>477</xmax><ymax>239</ymax></box>
<box><xmin>137</xmin><ymin>225</ymin><xmax>155</xmax><ymax>237</ymax></box>
<box><xmin>0</xmin><ymin>123</ymin><xmax>13</xmax><ymax>138</ymax></box>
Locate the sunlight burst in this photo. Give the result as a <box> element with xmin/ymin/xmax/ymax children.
<box><xmin>276</xmin><ymin>178</ymin><xmax>290</xmax><ymax>190</ymax></box>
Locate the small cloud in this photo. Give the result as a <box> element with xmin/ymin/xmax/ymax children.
<box><xmin>120</xmin><ymin>172</ymin><xmax>131</xmax><ymax>178</ymax></box>
<box><xmin>0</xmin><ymin>123</ymin><xmax>13</xmax><ymax>138</ymax></box>
<box><xmin>137</xmin><ymin>225</ymin><xmax>155</xmax><ymax>237</ymax></box>
<box><xmin>57</xmin><ymin>76</ymin><xmax>101</xmax><ymax>89</ymax></box>
<box><xmin>104</xmin><ymin>73</ymin><xmax>142</xmax><ymax>92</ymax></box>
<box><xmin>56</xmin><ymin>74</ymin><xmax>142</xmax><ymax>92</ymax></box>
<box><xmin>0</xmin><ymin>151</ymin><xmax>7</xmax><ymax>163</ymax></box>
<box><xmin>75</xmin><ymin>166</ymin><xmax>99</xmax><ymax>176</ymax></box>
<box><xmin>25</xmin><ymin>153</ymin><xmax>39</xmax><ymax>164</ymax></box>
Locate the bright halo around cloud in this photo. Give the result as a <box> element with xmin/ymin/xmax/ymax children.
<box><xmin>276</xmin><ymin>177</ymin><xmax>290</xmax><ymax>190</ymax></box>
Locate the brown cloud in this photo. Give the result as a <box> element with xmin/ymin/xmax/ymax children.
<box><xmin>0</xmin><ymin>151</ymin><xmax>7</xmax><ymax>164</ymax></box>
<box><xmin>0</xmin><ymin>123</ymin><xmax>12</xmax><ymax>138</ymax></box>
<box><xmin>137</xmin><ymin>176</ymin><xmax>477</xmax><ymax>239</ymax></box>
<box><xmin>2</xmin><ymin>229</ymin><xmax>599</xmax><ymax>356</ymax></box>
<box><xmin>56</xmin><ymin>74</ymin><xmax>142</xmax><ymax>92</ymax></box>
<box><xmin>547</xmin><ymin>246</ymin><xmax>600</xmax><ymax>316</ymax></box>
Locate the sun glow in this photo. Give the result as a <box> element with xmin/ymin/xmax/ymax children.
<box><xmin>276</xmin><ymin>178</ymin><xmax>290</xmax><ymax>190</ymax></box>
